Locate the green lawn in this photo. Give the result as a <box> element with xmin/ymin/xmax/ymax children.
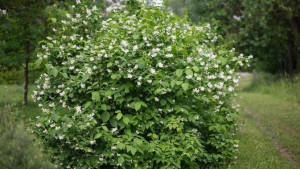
<box><xmin>232</xmin><ymin>93</ymin><xmax>300</xmax><ymax>169</ymax></box>
<box><xmin>0</xmin><ymin>76</ymin><xmax>300</xmax><ymax>168</ymax></box>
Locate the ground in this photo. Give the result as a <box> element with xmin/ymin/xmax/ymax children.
<box><xmin>0</xmin><ymin>74</ymin><xmax>299</xmax><ymax>169</ymax></box>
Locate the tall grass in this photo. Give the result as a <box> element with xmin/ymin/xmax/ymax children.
<box><xmin>243</xmin><ymin>72</ymin><xmax>300</xmax><ymax>104</ymax></box>
<box><xmin>0</xmin><ymin>67</ymin><xmax>41</xmax><ymax>85</ymax></box>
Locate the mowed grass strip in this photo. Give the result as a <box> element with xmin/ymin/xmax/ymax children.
<box><xmin>232</xmin><ymin>110</ymin><xmax>299</xmax><ymax>169</ymax></box>
<box><xmin>238</xmin><ymin>93</ymin><xmax>300</xmax><ymax>165</ymax></box>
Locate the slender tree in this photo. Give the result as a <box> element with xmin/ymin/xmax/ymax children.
<box><xmin>0</xmin><ymin>0</ymin><xmax>106</xmax><ymax>106</ymax></box>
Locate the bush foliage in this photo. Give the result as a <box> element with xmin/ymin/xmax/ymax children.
<box><xmin>31</xmin><ymin>1</ymin><xmax>250</xmax><ymax>168</ymax></box>
<box><xmin>0</xmin><ymin>105</ymin><xmax>54</xmax><ymax>169</ymax></box>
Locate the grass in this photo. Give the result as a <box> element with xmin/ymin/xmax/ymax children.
<box><xmin>0</xmin><ymin>73</ymin><xmax>300</xmax><ymax>168</ymax></box>
<box><xmin>0</xmin><ymin>84</ymin><xmax>40</xmax><ymax>120</ymax></box>
<box><xmin>231</xmin><ymin>73</ymin><xmax>300</xmax><ymax>169</ymax></box>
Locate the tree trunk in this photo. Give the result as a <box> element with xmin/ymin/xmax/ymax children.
<box><xmin>24</xmin><ymin>0</ymin><xmax>31</xmax><ymax>106</ymax></box>
<box><xmin>286</xmin><ymin>29</ymin><xmax>297</xmax><ymax>81</ymax></box>
<box><xmin>24</xmin><ymin>43</ymin><xmax>30</xmax><ymax>106</ymax></box>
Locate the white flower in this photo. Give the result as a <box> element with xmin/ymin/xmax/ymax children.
<box><xmin>228</xmin><ymin>86</ymin><xmax>234</xmax><ymax>92</ymax></box>
<box><xmin>92</xmin><ymin>6</ymin><xmax>97</xmax><ymax>11</ymax></box>
<box><xmin>36</xmin><ymin>123</ymin><xmax>41</xmax><ymax>127</ymax></box>
<box><xmin>81</xmin><ymin>83</ymin><xmax>86</xmax><ymax>88</ymax></box>
<box><xmin>49</xmin><ymin>103</ymin><xmax>55</xmax><ymax>107</ymax></box>
<box><xmin>60</xmin><ymin>91</ymin><xmax>65</xmax><ymax>96</ymax></box>
<box><xmin>165</xmin><ymin>54</ymin><xmax>173</xmax><ymax>58</ymax></box>
<box><xmin>207</xmin><ymin>83</ymin><xmax>213</xmax><ymax>88</ymax></box>
<box><xmin>90</xmin><ymin>140</ymin><xmax>96</xmax><ymax>145</ymax></box>
<box><xmin>147</xmin><ymin>79</ymin><xmax>152</xmax><ymax>83</ymax></box>
<box><xmin>111</xmin><ymin>146</ymin><xmax>117</xmax><ymax>150</ymax></box>
<box><xmin>158</xmin><ymin>62</ymin><xmax>164</xmax><ymax>68</ymax></box>
<box><xmin>193</xmin><ymin>88</ymin><xmax>200</xmax><ymax>93</ymax></box>
<box><xmin>76</xmin><ymin>0</ymin><xmax>81</xmax><ymax>4</ymax></box>
<box><xmin>200</xmin><ymin>87</ymin><xmax>205</xmax><ymax>91</ymax></box>
<box><xmin>171</xmin><ymin>35</ymin><xmax>176</xmax><ymax>40</ymax></box>
<box><xmin>86</xmin><ymin>9</ymin><xmax>91</xmax><ymax>16</ymax></box>
<box><xmin>238</xmin><ymin>61</ymin><xmax>243</xmax><ymax>66</ymax></box>
<box><xmin>133</xmin><ymin>45</ymin><xmax>138</xmax><ymax>51</ymax></box>
<box><xmin>90</xmin><ymin>57</ymin><xmax>94</xmax><ymax>61</ymax></box>
<box><xmin>121</xmin><ymin>40</ymin><xmax>128</xmax><ymax>47</ymax></box>
<box><xmin>233</xmin><ymin>79</ymin><xmax>239</xmax><ymax>84</ymax></box>
<box><xmin>213</xmin><ymin>95</ymin><xmax>220</xmax><ymax>100</ymax></box>
<box><xmin>137</xmin><ymin>81</ymin><xmax>142</xmax><ymax>86</ymax></box>
<box><xmin>69</xmin><ymin>66</ymin><xmax>74</xmax><ymax>70</ymax></box>
<box><xmin>166</xmin><ymin>46</ymin><xmax>172</xmax><ymax>52</ymax></box>
<box><xmin>186</xmin><ymin>75</ymin><xmax>192</xmax><ymax>79</ymax></box>
<box><xmin>58</xmin><ymin>135</ymin><xmax>64</xmax><ymax>140</ymax></box>
<box><xmin>154</xmin><ymin>97</ymin><xmax>159</xmax><ymax>102</ymax></box>
<box><xmin>75</xmin><ymin>106</ymin><xmax>81</xmax><ymax>113</ymax></box>
<box><xmin>150</xmin><ymin>68</ymin><xmax>156</xmax><ymax>74</ymax></box>
<box><xmin>111</xmin><ymin>127</ymin><xmax>118</xmax><ymax>132</ymax></box>
<box><xmin>128</xmin><ymin>74</ymin><xmax>133</xmax><ymax>79</ymax></box>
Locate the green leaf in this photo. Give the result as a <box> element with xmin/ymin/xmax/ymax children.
<box><xmin>82</xmin><ymin>74</ymin><xmax>89</xmax><ymax>82</ymax></box>
<box><xmin>175</xmin><ymin>69</ymin><xmax>183</xmax><ymax>77</ymax></box>
<box><xmin>111</xmin><ymin>74</ymin><xmax>117</xmax><ymax>79</ymax></box>
<box><xmin>62</xmin><ymin>73</ymin><xmax>68</xmax><ymax>78</ymax></box>
<box><xmin>181</xmin><ymin>83</ymin><xmax>189</xmax><ymax>91</ymax></box>
<box><xmin>160</xmin><ymin>99</ymin><xmax>167</xmax><ymax>106</ymax></box>
<box><xmin>134</xmin><ymin>102</ymin><xmax>141</xmax><ymax>111</ymax></box>
<box><xmin>50</xmin><ymin>18</ymin><xmax>56</xmax><ymax>23</ymax></box>
<box><xmin>131</xmin><ymin>147</ymin><xmax>137</xmax><ymax>155</ymax></box>
<box><xmin>109</xmin><ymin>119</ymin><xmax>118</xmax><ymax>127</ymax></box>
<box><xmin>170</xmin><ymin>80</ymin><xmax>176</xmax><ymax>88</ymax></box>
<box><xmin>118</xmin><ymin>156</ymin><xmax>125</xmax><ymax>164</ymax></box>
<box><xmin>107</xmin><ymin>62</ymin><xmax>113</xmax><ymax>67</ymax></box>
<box><xmin>217</xmin><ymin>57</ymin><xmax>226</xmax><ymax>64</ymax></box>
<box><xmin>35</xmin><ymin>59</ymin><xmax>42</xmax><ymax>66</ymax></box>
<box><xmin>118</xmin><ymin>143</ymin><xmax>125</xmax><ymax>149</ymax></box>
<box><xmin>193</xmin><ymin>66</ymin><xmax>199</xmax><ymax>72</ymax></box>
<box><xmin>51</xmin><ymin>113</ymin><xmax>59</xmax><ymax>122</ymax></box>
<box><xmin>116</xmin><ymin>113</ymin><xmax>123</xmax><ymax>120</ymax></box>
<box><xmin>123</xmin><ymin>117</ymin><xmax>129</xmax><ymax>125</ymax></box>
<box><xmin>51</xmin><ymin>68</ymin><xmax>58</xmax><ymax>77</ymax></box>
<box><xmin>101</xmin><ymin>112</ymin><xmax>110</xmax><ymax>122</ymax></box>
<box><xmin>84</xmin><ymin>101</ymin><xmax>92</xmax><ymax>109</ymax></box>
<box><xmin>45</xmin><ymin>64</ymin><xmax>52</xmax><ymax>70</ymax></box>
<box><xmin>186</xmin><ymin>69</ymin><xmax>193</xmax><ymax>76</ymax></box>
<box><xmin>133</xmin><ymin>34</ymin><xmax>139</xmax><ymax>39</ymax></box>
<box><xmin>94</xmin><ymin>133</ymin><xmax>102</xmax><ymax>139</ymax></box>
<box><xmin>92</xmin><ymin>92</ymin><xmax>100</xmax><ymax>101</ymax></box>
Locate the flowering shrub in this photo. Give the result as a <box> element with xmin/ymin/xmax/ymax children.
<box><xmin>31</xmin><ymin>0</ymin><xmax>251</xmax><ymax>168</ymax></box>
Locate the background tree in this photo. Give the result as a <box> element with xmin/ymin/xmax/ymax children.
<box><xmin>168</xmin><ymin>0</ymin><xmax>300</xmax><ymax>79</ymax></box>
<box><xmin>0</xmin><ymin>0</ymin><xmax>106</xmax><ymax>106</ymax></box>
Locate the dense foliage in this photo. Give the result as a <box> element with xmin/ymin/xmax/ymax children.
<box><xmin>169</xmin><ymin>0</ymin><xmax>299</xmax><ymax>76</ymax></box>
<box><xmin>31</xmin><ymin>0</ymin><xmax>250</xmax><ymax>168</ymax></box>
<box><xmin>0</xmin><ymin>105</ymin><xmax>54</xmax><ymax>169</ymax></box>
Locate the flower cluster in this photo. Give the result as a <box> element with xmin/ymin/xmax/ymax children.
<box><xmin>0</xmin><ymin>9</ymin><xmax>6</xmax><ymax>15</ymax></box>
<box><xmin>31</xmin><ymin>0</ymin><xmax>251</xmax><ymax>168</ymax></box>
